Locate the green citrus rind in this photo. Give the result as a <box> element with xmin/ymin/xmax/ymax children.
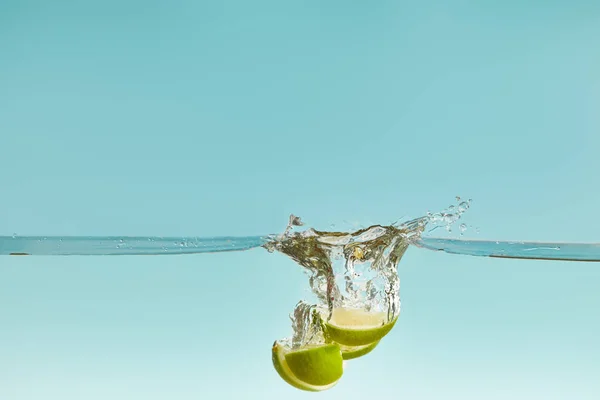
<box><xmin>323</xmin><ymin>308</ymin><xmax>398</xmax><ymax>346</ymax></box>
<box><xmin>339</xmin><ymin>340</ymin><xmax>380</xmax><ymax>360</ymax></box>
<box><xmin>272</xmin><ymin>342</ymin><xmax>343</xmax><ymax>392</ymax></box>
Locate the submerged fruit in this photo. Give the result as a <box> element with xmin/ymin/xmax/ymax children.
<box><xmin>323</xmin><ymin>307</ymin><xmax>398</xmax><ymax>346</ymax></box>
<box><xmin>272</xmin><ymin>341</ymin><xmax>343</xmax><ymax>391</ymax></box>
<box><xmin>338</xmin><ymin>340</ymin><xmax>380</xmax><ymax>360</ymax></box>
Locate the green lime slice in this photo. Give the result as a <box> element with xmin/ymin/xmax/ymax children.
<box><xmin>272</xmin><ymin>341</ymin><xmax>343</xmax><ymax>392</ymax></box>
<box><xmin>324</xmin><ymin>307</ymin><xmax>398</xmax><ymax>346</ymax></box>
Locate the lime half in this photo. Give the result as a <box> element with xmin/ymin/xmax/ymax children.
<box><xmin>272</xmin><ymin>342</ymin><xmax>343</xmax><ymax>392</ymax></box>
<box><xmin>324</xmin><ymin>308</ymin><xmax>398</xmax><ymax>346</ymax></box>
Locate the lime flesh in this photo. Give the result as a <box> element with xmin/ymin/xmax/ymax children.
<box><xmin>324</xmin><ymin>308</ymin><xmax>398</xmax><ymax>346</ymax></box>
<box><xmin>272</xmin><ymin>342</ymin><xmax>343</xmax><ymax>392</ymax></box>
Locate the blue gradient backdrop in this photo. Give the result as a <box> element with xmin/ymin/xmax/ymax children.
<box><xmin>1</xmin><ymin>1</ymin><xmax>599</xmax><ymax>399</ymax></box>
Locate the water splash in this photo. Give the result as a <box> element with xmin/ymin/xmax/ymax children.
<box><xmin>265</xmin><ymin>199</ymin><xmax>473</xmax><ymax>326</ymax></box>
<box><xmin>264</xmin><ymin>199</ymin><xmax>475</xmax><ymax>349</ymax></box>
<box><xmin>419</xmin><ymin>197</ymin><xmax>473</xmax><ymax>234</ymax></box>
<box><xmin>284</xmin><ymin>301</ymin><xmax>327</xmax><ymax>349</ymax></box>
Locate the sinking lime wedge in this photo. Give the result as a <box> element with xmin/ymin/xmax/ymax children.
<box><xmin>324</xmin><ymin>307</ymin><xmax>398</xmax><ymax>346</ymax></box>
<box><xmin>272</xmin><ymin>341</ymin><xmax>343</xmax><ymax>392</ymax></box>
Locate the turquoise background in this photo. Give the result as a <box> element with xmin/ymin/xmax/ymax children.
<box><xmin>1</xmin><ymin>1</ymin><xmax>599</xmax><ymax>399</ymax></box>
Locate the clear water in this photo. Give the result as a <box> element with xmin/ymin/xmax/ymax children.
<box><xmin>4</xmin><ymin>234</ymin><xmax>598</xmax><ymax>260</ymax></box>
<box><xmin>416</xmin><ymin>237</ymin><xmax>600</xmax><ymax>262</ymax></box>
<box><xmin>0</xmin><ymin>235</ymin><xmax>269</xmax><ymax>256</ymax></box>
<box><xmin>3</xmin><ymin>202</ymin><xmax>600</xmax><ymax>393</ymax></box>
<box><xmin>6</xmin><ymin>200</ymin><xmax>598</xmax><ymax>362</ymax></box>
<box><xmin>2</xmin><ymin>197</ymin><xmax>600</xmax><ymax>262</ymax></box>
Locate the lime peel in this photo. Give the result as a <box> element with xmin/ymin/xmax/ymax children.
<box><xmin>339</xmin><ymin>340</ymin><xmax>380</xmax><ymax>360</ymax></box>
<box><xmin>272</xmin><ymin>342</ymin><xmax>343</xmax><ymax>392</ymax></box>
<box><xmin>324</xmin><ymin>308</ymin><xmax>398</xmax><ymax>346</ymax></box>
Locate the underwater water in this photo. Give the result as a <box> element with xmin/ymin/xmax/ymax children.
<box><xmin>2</xmin><ymin>203</ymin><xmax>600</xmax><ymax>397</ymax></box>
